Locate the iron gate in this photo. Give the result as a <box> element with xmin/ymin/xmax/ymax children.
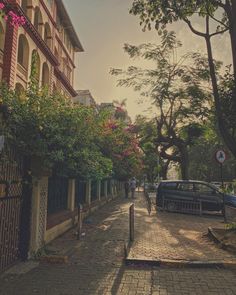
<box><xmin>0</xmin><ymin>146</ymin><xmax>31</xmax><ymax>272</ymax></box>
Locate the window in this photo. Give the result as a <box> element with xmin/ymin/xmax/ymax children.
<box><xmin>21</xmin><ymin>0</ymin><xmax>32</xmax><ymax>19</ymax></box>
<box><xmin>31</xmin><ymin>50</ymin><xmax>40</xmax><ymax>83</ymax></box>
<box><xmin>42</xmin><ymin>62</ymin><xmax>50</xmax><ymax>87</ymax></box>
<box><xmin>44</xmin><ymin>23</ymin><xmax>52</xmax><ymax>48</ymax></box>
<box><xmin>194</xmin><ymin>183</ymin><xmax>215</xmax><ymax>194</ymax></box>
<box><xmin>0</xmin><ymin>22</ymin><xmax>5</xmax><ymax>52</ymax></box>
<box><xmin>34</xmin><ymin>7</ymin><xmax>43</xmax><ymax>36</ymax></box>
<box><xmin>178</xmin><ymin>183</ymin><xmax>194</xmax><ymax>191</ymax></box>
<box><xmin>17</xmin><ymin>34</ymin><xmax>29</xmax><ymax>70</ymax></box>
<box><xmin>47</xmin><ymin>0</ymin><xmax>53</xmax><ymax>7</ymax></box>
<box><xmin>161</xmin><ymin>182</ymin><xmax>177</xmax><ymax>190</ymax></box>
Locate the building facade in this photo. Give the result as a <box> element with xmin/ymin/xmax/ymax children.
<box><xmin>74</xmin><ymin>89</ymin><xmax>97</xmax><ymax>107</ymax></box>
<box><xmin>0</xmin><ymin>0</ymin><xmax>83</xmax><ymax>96</ymax></box>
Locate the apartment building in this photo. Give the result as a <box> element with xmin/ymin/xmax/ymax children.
<box><xmin>0</xmin><ymin>0</ymin><xmax>83</xmax><ymax>96</ymax></box>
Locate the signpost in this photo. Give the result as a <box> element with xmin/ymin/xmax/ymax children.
<box><xmin>215</xmin><ymin>149</ymin><xmax>226</xmax><ymax>188</ymax></box>
<box><xmin>215</xmin><ymin>149</ymin><xmax>227</xmax><ymax>222</ymax></box>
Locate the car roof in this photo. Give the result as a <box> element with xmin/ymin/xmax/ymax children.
<box><xmin>159</xmin><ymin>180</ymin><xmax>212</xmax><ymax>186</ymax></box>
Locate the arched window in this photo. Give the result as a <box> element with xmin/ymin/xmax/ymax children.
<box><xmin>34</xmin><ymin>7</ymin><xmax>43</xmax><ymax>36</ymax></box>
<box><xmin>21</xmin><ymin>0</ymin><xmax>32</xmax><ymax>19</ymax></box>
<box><xmin>17</xmin><ymin>34</ymin><xmax>29</xmax><ymax>70</ymax></box>
<box><xmin>44</xmin><ymin>23</ymin><xmax>52</xmax><ymax>48</ymax></box>
<box><xmin>42</xmin><ymin>62</ymin><xmax>50</xmax><ymax>87</ymax></box>
<box><xmin>0</xmin><ymin>22</ymin><xmax>5</xmax><ymax>52</ymax></box>
<box><xmin>31</xmin><ymin>50</ymin><xmax>40</xmax><ymax>83</ymax></box>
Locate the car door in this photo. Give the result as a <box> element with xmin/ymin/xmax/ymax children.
<box><xmin>194</xmin><ymin>183</ymin><xmax>223</xmax><ymax>211</ymax></box>
<box><xmin>175</xmin><ymin>182</ymin><xmax>196</xmax><ymax>201</ymax></box>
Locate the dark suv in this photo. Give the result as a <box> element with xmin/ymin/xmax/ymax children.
<box><xmin>156</xmin><ymin>180</ymin><xmax>236</xmax><ymax>212</ymax></box>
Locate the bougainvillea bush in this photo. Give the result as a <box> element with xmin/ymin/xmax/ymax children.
<box><xmin>97</xmin><ymin>109</ymin><xmax>143</xmax><ymax>180</ymax></box>
<box><xmin>0</xmin><ymin>2</ymin><xmax>26</xmax><ymax>27</ymax></box>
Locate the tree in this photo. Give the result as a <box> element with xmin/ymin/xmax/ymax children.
<box><xmin>188</xmin><ymin>118</ymin><xmax>236</xmax><ymax>181</ymax></box>
<box><xmin>97</xmin><ymin>108</ymin><xmax>143</xmax><ymax>180</ymax></box>
<box><xmin>130</xmin><ymin>0</ymin><xmax>236</xmax><ymax>159</ymax></box>
<box><xmin>0</xmin><ymin>85</ymin><xmax>113</xmax><ymax>180</ymax></box>
<box><xmin>135</xmin><ymin>115</ymin><xmax>170</xmax><ymax>181</ymax></box>
<box><xmin>111</xmin><ymin>32</ymin><xmax>211</xmax><ymax>179</ymax></box>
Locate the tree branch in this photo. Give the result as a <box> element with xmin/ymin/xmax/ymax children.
<box><xmin>183</xmin><ymin>18</ymin><xmax>207</xmax><ymax>38</ymax></box>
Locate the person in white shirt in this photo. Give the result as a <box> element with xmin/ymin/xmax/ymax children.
<box><xmin>130</xmin><ymin>177</ymin><xmax>136</xmax><ymax>199</ymax></box>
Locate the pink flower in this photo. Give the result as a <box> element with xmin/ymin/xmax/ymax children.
<box><xmin>0</xmin><ymin>3</ymin><xmax>5</xmax><ymax>10</ymax></box>
<box><xmin>106</xmin><ymin>121</ymin><xmax>118</xmax><ymax>130</ymax></box>
<box><xmin>4</xmin><ymin>15</ymin><xmax>8</xmax><ymax>21</ymax></box>
<box><xmin>8</xmin><ymin>11</ymin><xmax>26</xmax><ymax>28</ymax></box>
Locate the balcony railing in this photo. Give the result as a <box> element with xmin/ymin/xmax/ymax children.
<box><xmin>17</xmin><ymin>63</ymin><xmax>28</xmax><ymax>78</ymax></box>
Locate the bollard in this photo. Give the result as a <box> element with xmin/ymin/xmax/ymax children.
<box><xmin>77</xmin><ymin>203</ymin><xmax>83</xmax><ymax>240</ymax></box>
<box><xmin>129</xmin><ymin>204</ymin><xmax>134</xmax><ymax>242</ymax></box>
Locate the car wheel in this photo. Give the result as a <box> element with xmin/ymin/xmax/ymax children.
<box><xmin>166</xmin><ymin>202</ymin><xmax>176</xmax><ymax>212</ymax></box>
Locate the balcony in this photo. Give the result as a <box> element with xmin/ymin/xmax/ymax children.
<box><xmin>17</xmin><ymin>63</ymin><xmax>28</xmax><ymax>80</ymax></box>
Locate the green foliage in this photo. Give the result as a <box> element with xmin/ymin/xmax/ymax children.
<box><xmin>188</xmin><ymin>119</ymin><xmax>236</xmax><ymax>182</ymax></box>
<box><xmin>225</xmin><ymin>223</ymin><xmax>236</xmax><ymax>230</ymax></box>
<box><xmin>97</xmin><ymin>110</ymin><xmax>143</xmax><ymax>180</ymax></box>
<box><xmin>111</xmin><ymin>32</ymin><xmax>212</xmax><ymax>179</ymax></box>
<box><xmin>0</xmin><ymin>85</ymin><xmax>113</xmax><ymax>179</ymax></box>
<box><xmin>130</xmin><ymin>0</ymin><xmax>226</xmax><ymax>34</ymax></box>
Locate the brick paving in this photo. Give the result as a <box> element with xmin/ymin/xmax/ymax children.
<box><xmin>128</xmin><ymin>195</ymin><xmax>236</xmax><ymax>262</ymax></box>
<box><xmin>0</xmin><ymin>193</ymin><xmax>236</xmax><ymax>295</ymax></box>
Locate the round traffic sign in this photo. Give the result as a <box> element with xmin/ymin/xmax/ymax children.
<box><xmin>215</xmin><ymin>150</ymin><xmax>226</xmax><ymax>164</ymax></box>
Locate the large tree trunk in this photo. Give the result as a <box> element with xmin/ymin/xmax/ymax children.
<box><xmin>226</xmin><ymin>0</ymin><xmax>236</xmax><ymax>80</ymax></box>
<box><xmin>179</xmin><ymin>145</ymin><xmax>189</xmax><ymax>180</ymax></box>
<box><xmin>161</xmin><ymin>159</ymin><xmax>170</xmax><ymax>180</ymax></box>
<box><xmin>205</xmin><ymin>33</ymin><xmax>236</xmax><ymax>158</ymax></box>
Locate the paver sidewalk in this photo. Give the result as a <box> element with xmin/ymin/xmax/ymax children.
<box><xmin>128</xmin><ymin>194</ymin><xmax>236</xmax><ymax>263</ymax></box>
<box><xmin>1</xmin><ymin>194</ymin><xmax>236</xmax><ymax>295</ymax></box>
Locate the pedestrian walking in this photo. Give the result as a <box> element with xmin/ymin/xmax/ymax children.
<box><xmin>124</xmin><ymin>180</ymin><xmax>129</xmax><ymax>199</ymax></box>
<box><xmin>130</xmin><ymin>177</ymin><xmax>136</xmax><ymax>199</ymax></box>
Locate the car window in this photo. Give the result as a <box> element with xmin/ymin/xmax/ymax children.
<box><xmin>194</xmin><ymin>183</ymin><xmax>215</xmax><ymax>194</ymax></box>
<box><xmin>178</xmin><ymin>183</ymin><xmax>194</xmax><ymax>191</ymax></box>
<box><xmin>161</xmin><ymin>182</ymin><xmax>177</xmax><ymax>190</ymax></box>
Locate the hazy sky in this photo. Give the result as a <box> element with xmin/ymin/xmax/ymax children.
<box><xmin>64</xmin><ymin>0</ymin><xmax>231</xmax><ymax>121</ymax></box>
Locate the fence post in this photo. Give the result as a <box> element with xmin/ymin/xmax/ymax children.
<box><xmin>77</xmin><ymin>204</ymin><xmax>83</xmax><ymax>240</ymax></box>
<box><xmin>199</xmin><ymin>200</ymin><xmax>202</xmax><ymax>216</ymax></box>
<box><xmin>129</xmin><ymin>204</ymin><xmax>134</xmax><ymax>242</ymax></box>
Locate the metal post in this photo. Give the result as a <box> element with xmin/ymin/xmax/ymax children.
<box><xmin>129</xmin><ymin>204</ymin><xmax>134</xmax><ymax>242</ymax></box>
<box><xmin>220</xmin><ymin>163</ymin><xmax>224</xmax><ymax>189</ymax></box>
<box><xmin>157</xmin><ymin>156</ymin><xmax>160</xmax><ymax>183</ymax></box>
<box><xmin>77</xmin><ymin>203</ymin><xmax>83</xmax><ymax>240</ymax></box>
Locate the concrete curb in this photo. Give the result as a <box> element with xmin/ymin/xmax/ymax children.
<box><xmin>125</xmin><ymin>257</ymin><xmax>236</xmax><ymax>269</ymax></box>
<box><xmin>208</xmin><ymin>227</ymin><xmax>236</xmax><ymax>255</ymax></box>
<box><xmin>39</xmin><ymin>255</ymin><xmax>68</xmax><ymax>264</ymax></box>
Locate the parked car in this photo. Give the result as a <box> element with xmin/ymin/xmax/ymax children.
<box><xmin>156</xmin><ymin>180</ymin><xmax>236</xmax><ymax>212</ymax></box>
<box><xmin>210</xmin><ymin>181</ymin><xmax>222</xmax><ymax>189</ymax></box>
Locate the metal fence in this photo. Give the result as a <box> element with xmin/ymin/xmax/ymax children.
<box><xmin>162</xmin><ymin>197</ymin><xmax>202</xmax><ymax>215</ymax></box>
<box><xmin>100</xmin><ymin>180</ymin><xmax>105</xmax><ymax>198</ymax></box>
<box><xmin>75</xmin><ymin>180</ymin><xmax>86</xmax><ymax>207</ymax></box>
<box><xmin>0</xmin><ymin>146</ymin><xmax>31</xmax><ymax>273</ymax></box>
<box><xmin>91</xmin><ymin>181</ymin><xmax>98</xmax><ymax>202</ymax></box>
<box><xmin>47</xmin><ymin>177</ymin><xmax>69</xmax><ymax>214</ymax></box>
